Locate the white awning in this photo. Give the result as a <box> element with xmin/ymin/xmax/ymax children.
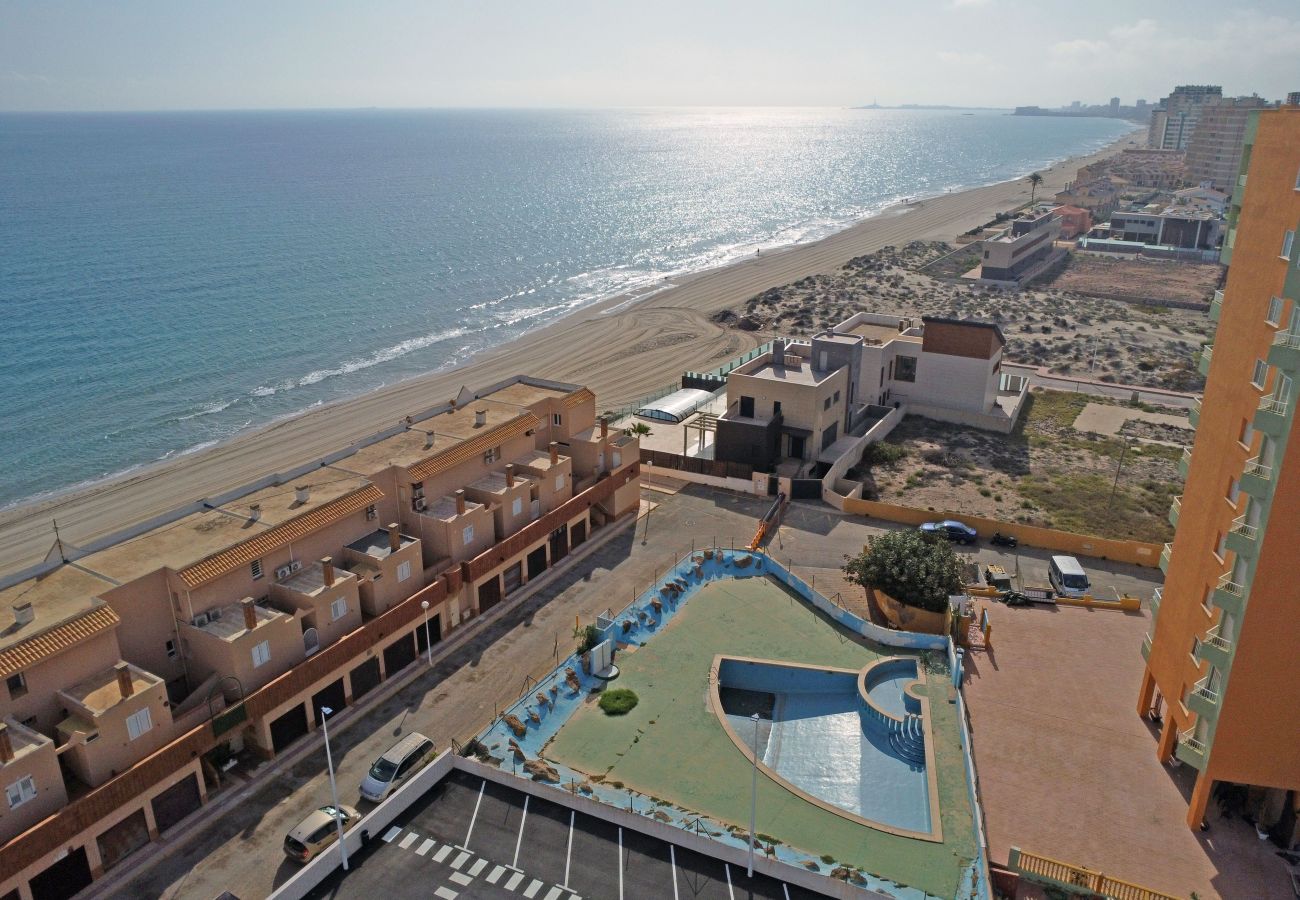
<box><xmin>635</xmin><ymin>389</ymin><xmax>715</xmax><ymax>424</ymax></box>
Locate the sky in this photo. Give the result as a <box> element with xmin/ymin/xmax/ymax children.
<box><xmin>2</xmin><ymin>0</ymin><xmax>1298</xmax><ymax>112</ymax></box>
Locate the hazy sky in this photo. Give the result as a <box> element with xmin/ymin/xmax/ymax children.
<box><xmin>3</xmin><ymin>0</ymin><xmax>1298</xmax><ymax>112</ymax></box>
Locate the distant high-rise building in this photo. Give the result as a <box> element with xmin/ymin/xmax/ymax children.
<box><xmin>1136</xmin><ymin>104</ymin><xmax>1300</xmax><ymax>832</ymax></box>
<box><xmin>1185</xmin><ymin>96</ymin><xmax>1275</xmax><ymax>191</ymax></box>
<box><xmin>1071</xmin><ymin>100</ymin><xmax>1082</xmax><ymax>110</ymax></box>
<box><xmin>1149</xmin><ymin>85</ymin><xmax>1223</xmax><ymax>149</ymax></box>
<box><xmin>1288</xmin><ymin>91</ymin><xmax>1300</xmax><ymax>107</ymax></box>
<box><xmin>1109</xmin><ymin>97</ymin><xmax>1121</xmax><ymax>117</ymax></box>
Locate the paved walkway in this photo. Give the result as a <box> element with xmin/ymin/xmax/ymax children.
<box><xmin>1072</xmin><ymin>401</ymin><xmax>1192</xmax><ymax>439</ymax></box>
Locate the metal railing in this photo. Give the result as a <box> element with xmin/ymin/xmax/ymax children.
<box><xmin>1160</xmin><ymin>542</ymin><xmax>1173</xmax><ymax>569</ymax></box>
<box><xmin>1150</xmin><ymin>587</ymin><xmax>1162</xmax><ymax>616</ymax></box>
<box><xmin>1204</xmin><ymin>625</ymin><xmax>1232</xmax><ymax>652</ymax></box>
<box><xmin>1216</xmin><ymin>573</ymin><xmax>1245</xmax><ymax>597</ymax></box>
<box><xmin>1243</xmin><ymin>456</ymin><xmax>1272</xmax><ymax>481</ymax></box>
<box><xmin>1142</xmin><ymin>633</ymin><xmax>1153</xmax><ymax>656</ymax></box>
<box><xmin>1228</xmin><ymin>516</ymin><xmax>1258</xmax><ymax>541</ymax></box>
<box><xmin>1192</xmin><ymin>676</ymin><xmax>1220</xmax><ymax>704</ymax></box>
<box><xmin>1179</xmin><ymin>728</ymin><xmax>1207</xmax><ymax>755</ymax></box>
<box><xmin>1180</xmin><ymin>447</ymin><xmax>1192</xmax><ymax>470</ymax></box>
<box><xmin>1259</xmin><ymin>395</ymin><xmax>1290</xmax><ymax>417</ymax></box>
<box><xmin>1274</xmin><ymin>330</ymin><xmax>1300</xmax><ymax>350</ymax></box>
<box><xmin>1010</xmin><ymin>848</ymin><xmax>1183</xmax><ymax>900</ymax></box>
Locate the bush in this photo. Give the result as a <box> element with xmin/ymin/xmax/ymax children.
<box><xmin>577</xmin><ymin>624</ymin><xmax>602</xmax><ymax>654</ymax></box>
<box><xmin>842</xmin><ymin>530</ymin><xmax>964</xmax><ymax>613</ymax></box>
<box><xmin>598</xmin><ymin>688</ymin><xmax>639</xmax><ymax>715</ymax></box>
<box><xmin>860</xmin><ymin>442</ymin><xmax>908</xmax><ymax>467</ymax></box>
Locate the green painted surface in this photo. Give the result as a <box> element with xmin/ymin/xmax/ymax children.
<box><xmin>545</xmin><ymin>577</ymin><xmax>975</xmax><ymax>898</ymax></box>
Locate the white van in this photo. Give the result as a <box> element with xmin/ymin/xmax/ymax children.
<box><xmin>1048</xmin><ymin>555</ymin><xmax>1090</xmax><ymax>598</ymax></box>
<box><xmin>358</xmin><ymin>732</ymin><xmax>435</xmax><ymax>803</ymax></box>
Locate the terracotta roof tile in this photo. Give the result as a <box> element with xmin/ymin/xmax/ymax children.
<box><xmin>407</xmin><ymin>414</ymin><xmax>539</xmax><ymax>482</ymax></box>
<box><xmin>177</xmin><ymin>484</ymin><xmax>384</xmax><ymax>590</ymax></box>
<box><xmin>0</xmin><ymin>605</ymin><xmax>120</xmax><ymax>677</ymax></box>
<box><xmin>562</xmin><ymin>387</ymin><xmax>595</xmax><ymax>409</ymax></box>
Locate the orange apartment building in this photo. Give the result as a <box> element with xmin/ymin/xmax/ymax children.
<box><xmin>1135</xmin><ymin>106</ymin><xmax>1300</xmax><ymax>837</ymax></box>
<box><xmin>0</xmin><ymin>376</ymin><xmax>640</xmax><ymax>900</ymax></box>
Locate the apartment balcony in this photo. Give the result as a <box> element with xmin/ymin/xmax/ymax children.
<box><xmin>1159</xmin><ymin>542</ymin><xmax>1173</xmax><ymax>574</ymax></box>
<box><xmin>1211</xmin><ymin>574</ymin><xmax>1247</xmax><ymax>616</ymax></box>
<box><xmin>1196</xmin><ymin>344</ymin><xmax>1213</xmax><ymax>377</ymax></box>
<box><xmin>1208</xmin><ymin>290</ymin><xmax>1223</xmax><ymax>323</ymax></box>
<box><xmin>1240</xmin><ymin>457</ymin><xmax>1273</xmax><ymax>499</ymax></box>
<box><xmin>1224</xmin><ymin>516</ymin><xmax>1259</xmax><ymax>558</ymax></box>
<box><xmin>1168</xmin><ymin>496</ymin><xmax>1182</xmax><ymax>528</ymax></box>
<box><xmin>1268</xmin><ymin>330</ymin><xmax>1300</xmax><ymax>371</ymax></box>
<box><xmin>1187</xmin><ymin>676</ymin><xmax>1221</xmax><ymax>720</ymax></box>
<box><xmin>1150</xmin><ymin>587</ymin><xmax>1162</xmax><ymax>621</ymax></box>
<box><xmin>1176</xmin><ymin>727</ymin><xmax>1208</xmax><ymax>769</ymax></box>
<box><xmin>1195</xmin><ymin>626</ymin><xmax>1233</xmax><ymax>669</ymax></box>
<box><xmin>1178</xmin><ymin>447</ymin><xmax>1192</xmax><ymax>480</ymax></box>
<box><xmin>1238</xmin><ymin>173</ymin><xmax>1247</xmax><ymax>189</ymax></box>
<box><xmin>1254</xmin><ymin>395</ymin><xmax>1291</xmax><ymax>437</ymax></box>
<box><xmin>1188</xmin><ymin>399</ymin><xmax>1201</xmax><ymax>428</ymax></box>
<box><xmin>1141</xmin><ymin>631</ymin><xmax>1153</xmax><ymax>661</ymax></box>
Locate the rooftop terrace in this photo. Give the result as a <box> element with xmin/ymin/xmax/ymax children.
<box><xmin>60</xmin><ymin>663</ymin><xmax>160</xmax><ymax>716</ymax></box>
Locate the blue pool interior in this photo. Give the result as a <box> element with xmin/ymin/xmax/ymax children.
<box><xmin>718</xmin><ymin>657</ymin><xmax>933</xmax><ymax>835</ymax></box>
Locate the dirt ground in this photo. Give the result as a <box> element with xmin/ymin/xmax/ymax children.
<box><xmin>844</xmin><ymin>388</ymin><xmax>1190</xmax><ymax>542</ymax></box>
<box><xmin>713</xmin><ymin>242</ymin><xmax>1215</xmax><ymax>391</ymax></box>
<box><xmin>1039</xmin><ymin>252</ymin><xmax>1223</xmax><ymax>308</ymax></box>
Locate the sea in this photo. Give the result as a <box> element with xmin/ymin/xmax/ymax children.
<box><xmin>0</xmin><ymin>107</ymin><xmax>1134</xmax><ymax>508</ymax></box>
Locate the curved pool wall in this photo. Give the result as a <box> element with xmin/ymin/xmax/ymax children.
<box><xmin>472</xmin><ymin>548</ymin><xmax>989</xmax><ymax>899</ymax></box>
<box><xmin>714</xmin><ymin>656</ymin><xmax>937</xmax><ymax>839</ymax></box>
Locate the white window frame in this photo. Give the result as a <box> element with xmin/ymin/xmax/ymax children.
<box><xmin>1251</xmin><ymin>359</ymin><xmax>1269</xmax><ymax>389</ymax></box>
<box><xmin>6</xmin><ymin>775</ymin><xmax>36</xmax><ymax>809</ymax></box>
<box><xmin>330</xmin><ymin>597</ymin><xmax>348</xmax><ymax>621</ymax></box>
<box><xmin>1267</xmin><ymin>296</ymin><xmax>1284</xmax><ymax>326</ymax></box>
<box><xmin>462</xmin><ymin>524</ymin><xmax>474</xmax><ymax>546</ymax></box>
<box><xmin>512</xmin><ymin>497</ymin><xmax>523</xmax><ymax>516</ymax></box>
<box><xmin>484</xmin><ymin>446</ymin><xmax>500</xmax><ymax>464</ymax></box>
<box><xmin>250</xmin><ymin>559</ymin><xmax>264</xmax><ymax>580</ymax></box>
<box><xmin>1283</xmin><ymin>229</ymin><xmax>1295</xmax><ymax>260</ymax></box>
<box><xmin>555</xmin><ymin>474</ymin><xmax>565</xmax><ymax>491</ymax></box>
<box><xmin>1294</xmin><ymin>165</ymin><xmax>1300</xmax><ymax>191</ymax></box>
<box><xmin>552</xmin><ymin>413</ymin><xmax>562</xmax><ymax>427</ymax></box>
<box><xmin>396</xmin><ymin>560</ymin><xmax>411</xmax><ymax>583</ymax></box>
<box><xmin>125</xmin><ymin>707</ymin><xmax>152</xmax><ymax>741</ymax></box>
<box><xmin>251</xmin><ymin>640</ymin><xmax>271</xmax><ymax>668</ymax></box>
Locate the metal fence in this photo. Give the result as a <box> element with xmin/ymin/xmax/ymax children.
<box><xmin>640</xmin><ymin>449</ymin><xmax>753</xmax><ymax>480</ymax></box>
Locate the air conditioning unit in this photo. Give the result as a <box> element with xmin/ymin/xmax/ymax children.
<box><xmin>414</xmin><ymin>497</ymin><xmax>427</xmax><ymax>511</ymax></box>
<box><xmin>208</xmin><ymin>607</ymin><xmax>223</xmax><ymax>621</ymax></box>
<box><xmin>365</xmin><ymin>504</ymin><xmax>378</xmax><ymax>521</ymax></box>
<box><xmin>191</xmin><ymin>612</ymin><xmax>210</xmax><ymax>627</ymax></box>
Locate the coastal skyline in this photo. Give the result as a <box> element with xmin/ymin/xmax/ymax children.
<box><xmin>3</xmin><ymin>0</ymin><xmax>1299</xmax><ymax>112</ymax></box>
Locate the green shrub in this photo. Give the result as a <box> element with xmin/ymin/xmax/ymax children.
<box><xmin>598</xmin><ymin>688</ymin><xmax>639</xmax><ymax>715</ymax></box>
<box><xmin>577</xmin><ymin>624</ymin><xmax>602</xmax><ymax>654</ymax></box>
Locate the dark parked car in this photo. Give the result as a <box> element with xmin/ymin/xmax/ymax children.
<box><xmin>919</xmin><ymin>520</ymin><xmax>978</xmax><ymax>545</ymax></box>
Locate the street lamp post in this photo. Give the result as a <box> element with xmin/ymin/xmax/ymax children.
<box><xmin>421</xmin><ymin>600</ymin><xmax>433</xmax><ymax>665</ymax></box>
<box><xmin>320</xmin><ymin>706</ymin><xmax>348</xmax><ymax>871</ymax></box>
<box><xmin>748</xmin><ymin>712</ymin><xmax>759</xmax><ymax>877</ymax></box>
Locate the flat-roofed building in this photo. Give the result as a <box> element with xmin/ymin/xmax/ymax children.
<box><xmin>56</xmin><ymin>663</ymin><xmax>172</xmax><ymax>788</ymax></box>
<box><xmin>978</xmin><ymin>207</ymin><xmax>1062</xmax><ymax>283</ymax></box>
<box><xmin>1184</xmin><ymin>95</ymin><xmax>1273</xmax><ymax>192</ymax></box>
<box><xmin>0</xmin><ymin>718</ymin><xmax>67</xmax><ymax>842</ymax></box>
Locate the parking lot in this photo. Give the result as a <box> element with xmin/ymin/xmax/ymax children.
<box><xmin>306</xmin><ymin>769</ymin><xmax>824</xmax><ymax>900</ymax></box>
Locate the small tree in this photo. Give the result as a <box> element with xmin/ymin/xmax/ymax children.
<box><xmin>842</xmin><ymin>530</ymin><xmax>963</xmax><ymax>613</ymax></box>
<box><xmin>624</xmin><ymin>421</ymin><xmax>652</xmax><ymax>438</ymax></box>
<box><xmin>577</xmin><ymin>624</ymin><xmax>602</xmax><ymax>654</ymax></box>
<box><xmin>1027</xmin><ymin>172</ymin><xmax>1044</xmax><ymax>204</ymax></box>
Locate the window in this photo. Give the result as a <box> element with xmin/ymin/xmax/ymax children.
<box><xmin>1227</xmin><ymin>479</ymin><xmax>1241</xmax><ymax>506</ymax></box>
<box><xmin>462</xmin><ymin>524</ymin><xmax>474</xmax><ymax>546</ymax></box>
<box><xmin>1239</xmin><ymin>420</ymin><xmax>1255</xmax><ymax>449</ymax></box>
<box><xmin>823</xmin><ymin>397</ymin><xmax>831</xmax><ymax>411</ymax></box>
<box><xmin>1283</xmin><ymin>229</ymin><xmax>1295</xmax><ymax>260</ymax></box>
<box><xmin>555</xmin><ymin>474</ymin><xmax>565</xmax><ymax>491</ymax></box>
<box><xmin>512</xmin><ymin>497</ymin><xmax>523</xmax><ymax>516</ymax></box>
<box><xmin>484</xmin><ymin>446</ymin><xmax>500</xmax><ymax>464</ymax></box>
<box><xmin>251</xmin><ymin>640</ymin><xmax>271</xmax><ymax>668</ymax></box>
<box><xmin>6</xmin><ymin>672</ymin><xmax>27</xmax><ymax>699</ymax></box>
<box><xmin>165</xmin><ymin>640</ymin><xmax>177</xmax><ymax>659</ymax></box>
<box><xmin>1251</xmin><ymin>359</ymin><xmax>1269</xmax><ymax>389</ymax></box>
<box><xmin>1201</xmin><ymin>586</ymin><xmax>1214</xmax><ymax>614</ymax></box>
<box><xmin>330</xmin><ymin>597</ymin><xmax>348</xmax><ymax>621</ymax></box>
<box><xmin>833</xmin><ymin>390</ymin><xmax>840</xmax><ymax>403</ymax></box>
<box><xmin>250</xmin><ymin>559</ymin><xmax>264</xmax><ymax>580</ymax></box>
<box><xmin>125</xmin><ymin>707</ymin><xmax>152</xmax><ymax>741</ymax></box>
<box><xmin>1190</xmin><ymin>636</ymin><xmax>1201</xmax><ymax>660</ymax></box>
<box><xmin>6</xmin><ymin>776</ymin><xmax>36</xmax><ymax>810</ymax></box>
<box><xmin>1214</xmin><ymin>533</ymin><xmax>1227</xmax><ymax>559</ymax></box>
<box><xmin>396</xmin><ymin>560</ymin><xmax>411</xmax><ymax>582</ymax></box>
<box><xmin>1267</xmin><ymin>296</ymin><xmax>1284</xmax><ymax>326</ymax></box>
<box><xmin>1295</xmin><ymin>166</ymin><xmax>1300</xmax><ymax>191</ymax></box>
<box><xmin>552</xmin><ymin>413</ymin><xmax>562</xmax><ymax>427</ymax></box>
<box><xmin>773</xmin><ymin>401</ymin><xmax>781</xmax><ymax>416</ymax></box>
<box><xmin>739</xmin><ymin>396</ymin><xmax>754</xmax><ymax>418</ymax></box>
<box><xmin>895</xmin><ymin>356</ymin><xmax>917</xmax><ymax>383</ymax></box>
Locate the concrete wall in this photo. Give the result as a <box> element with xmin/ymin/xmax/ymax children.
<box><xmin>0</xmin><ymin>732</ymin><xmax>67</xmax><ymax>843</ymax></box>
<box><xmin>181</xmin><ymin>609</ymin><xmax>305</xmax><ymax>695</ymax></box>
<box><xmin>61</xmin><ymin>678</ymin><xmax>172</xmax><ymax>788</ymax></box>
<box><xmin>102</xmin><ymin>571</ymin><xmax>185</xmax><ymax>686</ymax></box>
<box><xmin>0</xmin><ymin>629</ymin><xmax>122</xmax><ymax>735</ymax></box>
<box><xmin>914</xmin><ymin>351</ymin><xmax>999</xmax><ymax>415</ymax></box>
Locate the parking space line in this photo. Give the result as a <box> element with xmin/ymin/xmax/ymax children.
<box><xmin>451</xmin><ymin>850</ymin><xmax>471</xmax><ymax>869</ymax></box>
<box><xmin>468</xmin><ymin>858</ymin><xmax>487</xmax><ymax>876</ymax></box>
<box><xmin>783</xmin><ymin>885</ymin><xmax>791</xmax><ymax>900</ymax></box>
<box><xmin>382</xmin><ymin>826</ymin><xmax>402</xmax><ymax>842</ymax></box>
<box><xmin>488</xmin><ymin>865</ymin><xmax>506</xmax><ymax>884</ymax></box>
<box><xmin>464</xmin><ymin>779</ymin><xmax>486</xmax><ymax>850</ymax></box>
<box><xmin>505</xmin><ymin>872</ymin><xmax>525</xmax><ymax>891</ymax></box>
<box><xmin>433</xmin><ymin>844</ymin><xmax>453</xmax><ymax>863</ymax></box>
<box><xmin>725</xmin><ymin>863</ymin><xmax>734</xmax><ymax>900</ymax></box>
<box><xmin>523</xmin><ymin>879</ymin><xmax>543</xmax><ymax>898</ymax></box>
<box><xmin>563</xmin><ymin>809</ymin><xmax>575</xmax><ymax>888</ymax></box>
<box><xmin>398</xmin><ymin>831</ymin><xmax>419</xmax><ymax>849</ymax></box>
<box><xmin>434</xmin><ymin>888</ymin><xmax>458</xmax><ymax>900</ymax></box>
<box><xmin>669</xmin><ymin>844</ymin><xmax>680</xmax><ymax>900</ymax></box>
<box><xmin>617</xmin><ymin>827</ymin><xmax>624</xmax><ymax>900</ymax></box>
<box><xmin>542</xmin><ymin>887</ymin><xmax>563</xmax><ymax>900</ymax></box>
<box><xmin>450</xmin><ymin>872</ymin><xmax>474</xmax><ymax>886</ymax></box>
<box><xmin>416</xmin><ymin>838</ymin><xmax>436</xmax><ymax>856</ymax></box>
<box><xmin>511</xmin><ymin>795</ymin><xmax>530</xmax><ymax>869</ymax></box>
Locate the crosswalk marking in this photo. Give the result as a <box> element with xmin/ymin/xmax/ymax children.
<box><xmin>417</xmin><ymin>838</ymin><xmax>436</xmax><ymax>856</ymax></box>
<box><xmin>382</xmin><ymin>826</ymin><xmax>402</xmax><ymax>842</ymax></box>
<box><xmin>543</xmin><ymin>887</ymin><xmax>563</xmax><ymax>900</ymax></box>
<box><xmin>398</xmin><ymin>831</ymin><xmax>419</xmax><ymax>849</ymax></box>
<box><xmin>468</xmin><ymin>858</ymin><xmax>487</xmax><ymax>876</ymax></box>
<box><xmin>433</xmin><ymin>844</ymin><xmax>454</xmax><ymax>863</ymax></box>
<box><xmin>488</xmin><ymin>865</ymin><xmax>506</xmax><ymax>883</ymax></box>
<box><xmin>523</xmin><ymin>879</ymin><xmax>544</xmax><ymax>898</ymax></box>
<box><xmin>450</xmin><ymin>872</ymin><xmax>474</xmax><ymax>886</ymax></box>
<box><xmin>505</xmin><ymin>872</ymin><xmax>525</xmax><ymax>890</ymax></box>
<box><xmin>434</xmin><ymin>888</ymin><xmax>458</xmax><ymax>900</ymax></box>
<box><xmin>451</xmin><ymin>850</ymin><xmax>471</xmax><ymax>869</ymax></box>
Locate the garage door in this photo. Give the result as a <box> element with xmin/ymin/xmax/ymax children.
<box><xmin>526</xmin><ymin>546</ymin><xmax>547</xmax><ymax>580</ymax></box>
<box><xmin>416</xmin><ymin>613</ymin><xmax>442</xmax><ymax>657</ymax></box>
<box><xmin>151</xmin><ymin>773</ymin><xmax>202</xmax><ymax>835</ymax></box>
<box><xmin>478</xmin><ymin>575</ymin><xmax>503</xmax><ymax>613</ymax></box>
<box><xmin>350</xmin><ymin>657</ymin><xmax>381</xmax><ymax>701</ymax></box>
<box><xmin>96</xmin><ymin>808</ymin><xmax>149</xmax><ymax>873</ymax></box>
<box><xmin>269</xmin><ymin>703</ymin><xmax>310</xmax><ymax>754</ymax></box>
<box><xmin>311</xmin><ymin>679</ymin><xmax>346</xmax><ymax>726</ymax></box>
<box><xmin>383</xmin><ymin>633</ymin><xmax>416</xmax><ymax>675</ymax></box>
<box><xmin>29</xmin><ymin>845</ymin><xmax>92</xmax><ymax>900</ymax></box>
<box><xmin>571</xmin><ymin>520</ymin><xmax>587</xmax><ymax>548</ymax></box>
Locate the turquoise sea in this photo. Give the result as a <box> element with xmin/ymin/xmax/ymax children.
<box><xmin>0</xmin><ymin>108</ymin><xmax>1133</xmax><ymax>507</ymax></box>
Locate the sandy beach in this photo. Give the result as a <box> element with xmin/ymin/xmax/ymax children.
<box><xmin>0</xmin><ymin>132</ymin><xmax>1139</xmax><ymax>578</ymax></box>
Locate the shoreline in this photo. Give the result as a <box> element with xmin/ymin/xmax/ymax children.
<box><xmin>0</xmin><ymin>131</ymin><xmax>1138</xmax><ymax>576</ymax></box>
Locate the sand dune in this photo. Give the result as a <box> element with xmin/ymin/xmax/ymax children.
<box><xmin>0</xmin><ymin>135</ymin><xmax>1136</xmax><ymax>578</ymax></box>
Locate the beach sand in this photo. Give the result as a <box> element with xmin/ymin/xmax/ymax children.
<box><xmin>0</xmin><ymin>133</ymin><xmax>1139</xmax><ymax>577</ymax></box>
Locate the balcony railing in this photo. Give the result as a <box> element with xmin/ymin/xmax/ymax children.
<box><xmin>1159</xmin><ymin>542</ymin><xmax>1173</xmax><ymax>573</ymax></box>
<box><xmin>1141</xmin><ymin>632</ymin><xmax>1153</xmax><ymax>659</ymax></box>
<box><xmin>1228</xmin><ymin>516</ymin><xmax>1258</xmax><ymax>541</ymax></box>
<box><xmin>1209</xmin><ymin>290</ymin><xmax>1223</xmax><ymax>323</ymax></box>
<box><xmin>1150</xmin><ymin>587</ymin><xmax>1162</xmax><ymax>618</ymax></box>
<box><xmin>1168</xmin><ymin>496</ymin><xmax>1182</xmax><ymax>527</ymax></box>
<box><xmin>1179</xmin><ymin>728</ymin><xmax>1207</xmax><ymax>755</ymax></box>
<box><xmin>1270</xmin><ymin>330</ymin><xmax>1300</xmax><ymax>370</ymax></box>
<box><xmin>1274</xmin><ymin>330</ymin><xmax>1300</xmax><ymax>351</ymax></box>
<box><xmin>1216</xmin><ymin>573</ymin><xmax>1245</xmax><ymax>597</ymax></box>
<box><xmin>1188</xmin><ymin>398</ymin><xmax>1202</xmax><ymax>428</ymax></box>
<box><xmin>1203</xmin><ymin>626</ymin><xmax>1231</xmax><ymax>653</ymax></box>
<box><xmin>1242</xmin><ymin>457</ymin><xmax>1272</xmax><ymax>481</ymax></box>
<box><xmin>1192</xmin><ymin>676</ymin><xmax>1220</xmax><ymax>705</ymax></box>
<box><xmin>1197</xmin><ymin>344</ymin><xmax>1214</xmax><ymax>376</ymax></box>
<box><xmin>1178</xmin><ymin>447</ymin><xmax>1192</xmax><ymax>479</ymax></box>
<box><xmin>1238</xmin><ymin>173</ymin><xmax>1248</xmax><ymax>188</ymax></box>
<box><xmin>1259</xmin><ymin>395</ymin><xmax>1289</xmax><ymax>417</ymax></box>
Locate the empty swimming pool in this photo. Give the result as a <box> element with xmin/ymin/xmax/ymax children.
<box><xmin>716</xmin><ymin>656</ymin><xmax>935</xmax><ymax>837</ymax></box>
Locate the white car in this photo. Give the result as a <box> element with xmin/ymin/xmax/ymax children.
<box><xmin>358</xmin><ymin>732</ymin><xmax>435</xmax><ymax>803</ymax></box>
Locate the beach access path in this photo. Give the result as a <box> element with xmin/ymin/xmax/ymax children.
<box><xmin>0</xmin><ymin>135</ymin><xmax>1138</xmax><ymax>578</ymax></box>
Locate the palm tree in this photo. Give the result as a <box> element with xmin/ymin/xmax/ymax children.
<box><xmin>1027</xmin><ymin>172</ymin><xmax>1044</xmax><ymax>204</ymax></box>
<box><xmin>624</xmin><ymin>421</ymin><xmax>652</xmax><ymax>438</ymax></box>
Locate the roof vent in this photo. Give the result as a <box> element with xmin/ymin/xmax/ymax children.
<box><xmin>295</xmin><ymin>485</ymin><xmax>311</xmax><ymax>504</ymax></box>
<box><xmin>12</xmin><ymin>602</ymin><xmax>34</xmax><ymax>627</ymax></box>
<box><xmin>474</xmin><ymin>409</ymin><xmax>487</xmax><ymax>428</ymax></box>
<box><xmin>248</xmin><ymin>503</ymin><xmax>262</xmax><ymax>523</ymax></box>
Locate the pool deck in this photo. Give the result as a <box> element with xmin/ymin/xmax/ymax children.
<box><xmin>541</xmin><ymin>575</ymin><xmax>977</xmax><ymax>898</ymax></box>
